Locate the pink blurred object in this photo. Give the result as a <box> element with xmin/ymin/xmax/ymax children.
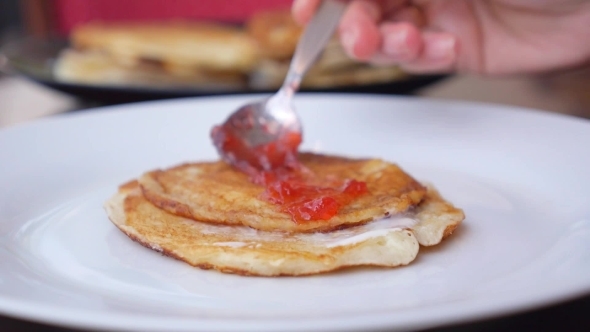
<box><xmin>54</xmin><ymin>0</ymin><xmax>294</xmax><ymax>35</ymax></box>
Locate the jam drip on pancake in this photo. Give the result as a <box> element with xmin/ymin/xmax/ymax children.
<box><xmin>253</xmin><ymin>168</ymin><xmax>368</xmax><ymax>223</ymax></box>
<box><xmin>211</xmin><ymin>123</ymin><xmax>368</xmax><ymax>223</ymax></box>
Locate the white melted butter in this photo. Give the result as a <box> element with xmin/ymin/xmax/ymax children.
<box><xmin>303</xmin><ymin>216</ymin><xmax>417</xmax><ymax>248</ymax></box>
<box><xmin>197</xmin><ymin>215</ymin><xmax>417</xmax><ymax>249</ymax></box>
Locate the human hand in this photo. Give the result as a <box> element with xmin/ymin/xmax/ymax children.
<box><xmin>292</xmin><ymin>0</ymin><xmax>590</xmax><ymax>75</ymax></box>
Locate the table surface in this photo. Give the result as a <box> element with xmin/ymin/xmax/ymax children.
<box><xmin>1</xmin><ymin>71</ymin><xmax>589</xmax><ymax>331</ymax></box>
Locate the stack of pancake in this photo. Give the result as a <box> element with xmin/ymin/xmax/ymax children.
<box><xmin>54</xmin><ymin>10</ymin><xmax>407</xmax><ymax>90</ymax></box>
<box><xmin>105</xmin><ymin>153</ymin><xmax>464</xmax><ymax>277</ymax></box>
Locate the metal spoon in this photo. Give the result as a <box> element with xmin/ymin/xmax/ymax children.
<box><xmin>211</xmin><ymin>0</ymin><xmax>346</xmax><ymax>171</ymax></box>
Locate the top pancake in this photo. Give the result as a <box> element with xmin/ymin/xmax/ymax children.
<box><xmin>138</xmin><ymin>153</ymin><xmax>427</xmax><ymax>233</ymax></box>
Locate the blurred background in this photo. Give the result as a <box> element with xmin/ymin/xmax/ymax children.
<box><xmin>0</xmin><ymin>0</ymin><xmax>589</xmax><ymax>129</ymax></box>
<box><xmin>0</xmin><ymin>1</ymin><xmax>589</xmax><ymax>332</ymax></box>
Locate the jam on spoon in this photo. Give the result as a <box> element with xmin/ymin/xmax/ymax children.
<box><xmin>210</xmin><ymin>1</ymin><xmax>368</xmax><ymax>222</ymax></box>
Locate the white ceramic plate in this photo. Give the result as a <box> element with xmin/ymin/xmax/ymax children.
<box><xmin>1</xmin><ymin>94</ymin><xmax>589</xmax><ymax>332</ymax></box>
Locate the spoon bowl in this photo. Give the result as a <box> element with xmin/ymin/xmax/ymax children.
<box><xmin>211</xmin><ymin>0</ymin><xmax>346</xmax><ymax>172</ymax></box>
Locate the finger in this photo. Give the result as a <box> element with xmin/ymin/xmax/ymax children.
<box><xmin>291</xmin><ymin>0</ymin><xmax>321</xmax><ymax>25</ymax></box>
<box><xmin>369</xmin><ymin>22</ymin><xmax>423</xmax><ymax>65</ymax></box>
<box><xmin>400</xmin><ymin>32</ymin><xmax>458</xmax><ymax>73</ymax></box>
<box><xmin>338</xmin><ymin>0</ymin><xmax>384</xmax><ymax>61</ymax></box>
<box><xmin>384</xmin><ymin>5</ymin><xmax>427</xmax><ymax>28</ymax></box>
<box><xmin>380</xmin><ymin>0</ymin><xmax>411</xmax><ymax>14</ymax></box>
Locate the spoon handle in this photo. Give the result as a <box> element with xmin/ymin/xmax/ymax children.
<box><xmin>281</xmin><ymin>0</ymin><xmax>346</xmax><ymax>94</ymax></box>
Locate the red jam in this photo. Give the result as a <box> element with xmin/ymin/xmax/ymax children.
<box><xmin>211</xmin><ymin>122</ymin><xmax>368</xmax><ymax>223</ymax></box>
<box><xmin>262</xmin><ymin>177</ymin><xmax>368</xmax><ymax>222</ymax></box>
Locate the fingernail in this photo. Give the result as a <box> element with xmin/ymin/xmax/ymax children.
<box><xmin>291</xmin><ymin>0</ymin><xmax>306</xmax><ymax>18</ymax></box>
<box><xmin>383</xmin><ymin>29</ymin><xmax>410</xmax><ymax>58</ymax></box>
<box><xmin>426</xmin><ymin>36</ymin><xmax>456</xmax><ymax>61</ymax></box>
<box><xmin>341</xmin><ymin>25</ymin><xmax>359</xmax><ymax>56</ymax></box>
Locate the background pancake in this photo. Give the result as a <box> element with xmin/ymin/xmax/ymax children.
<box><xmin>53</xmin><ymin>11</ymin><xmax>408</xmax><ymax>91</ymax></box>
<box><xmin>53</xmin><ymin>49</ymin><xmax>247</xmax><ymax>89</ymax></box>
<box><xmin>138</xmin><ymin>153</ymin><xmax>427</xmax><ymax>233</ymax></box>
<box><xmin>71</xmin><ymin>21</ymin><xmax>259</xmax><ymax>73</ymax></box>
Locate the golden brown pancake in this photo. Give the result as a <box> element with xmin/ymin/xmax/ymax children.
<box><xmin>105</xmin><ymin>180</ymin><xmax>462</xmax><ymax>277</ymax></box>
<box><xmin>104</xmin><ymin>150</ymin><xmax>465</xmax><ymax>277</ymax></box>
<box><xmin>70</xmin><ymin>21</ymin><xmax>259</xmax><ymax>73</ymax></box>
<box><xmin>138</xmin><ymin>153</ymin><xmax>427</xmax><ymax>233</ymax></box>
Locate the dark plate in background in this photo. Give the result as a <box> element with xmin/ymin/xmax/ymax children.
<box><xmin>1</xmin><ymin>38</ymin><xmax>448</xmax><ymax>104</ymax></box>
